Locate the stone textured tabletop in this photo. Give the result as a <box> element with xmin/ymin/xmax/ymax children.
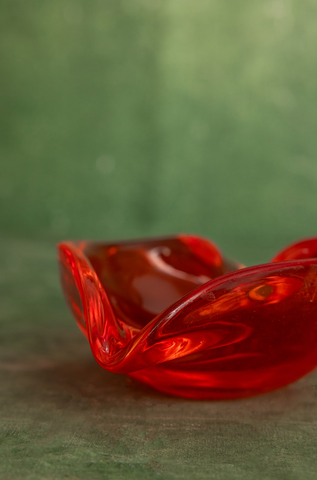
<box><xmin>1</xmin><ymin>237</ymin><xmax>317</xmax><ymax>480</ymax></box>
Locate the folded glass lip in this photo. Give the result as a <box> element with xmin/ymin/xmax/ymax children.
<box><xmin>57</xmin><ymin>235</ymin><xmax>317</xmax><ymax>400</ymax></box>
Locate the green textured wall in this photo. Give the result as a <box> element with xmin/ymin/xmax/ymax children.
<box><xmin>2</xmin><ymin>0</ymin><xmax>317</xmax><ymax>265</ymax></box>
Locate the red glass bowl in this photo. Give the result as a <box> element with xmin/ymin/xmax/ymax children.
<box><xmin>58</xmin><ymin>235</ymin><xmax>317</xmax><ymax>400</ymax></box>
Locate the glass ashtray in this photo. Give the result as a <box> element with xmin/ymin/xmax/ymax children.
<box><xmin>58</xmin><ymin>234</ymin><xmax>317</xmax><ymax>399</ymax></box>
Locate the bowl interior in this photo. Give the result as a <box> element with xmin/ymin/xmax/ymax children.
<box><xmin>83</xmin><ymin>236</ymin><xmax>241</xmax><ymax>329</ymax></box>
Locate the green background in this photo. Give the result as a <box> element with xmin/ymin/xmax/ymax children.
<box><xmin>2</xmin><ymin>1</ymin><xmax>317</xmax><ymax>479</ymax></box>
<box><xmin>2</xmin><ymin>0</ymin><xmax>317</xmax><ymax>264</ymax></box>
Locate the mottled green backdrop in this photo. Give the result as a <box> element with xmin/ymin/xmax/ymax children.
<box><xmin>2</xmin><ymin>0</ymin><xmax>317</xmax><ymax>264</ymax></box>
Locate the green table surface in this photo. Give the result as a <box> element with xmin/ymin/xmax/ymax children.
<box><xmin>1</xmin><ymin>236</ymin><xmax>317</xmax><ymax>480</ymax></box>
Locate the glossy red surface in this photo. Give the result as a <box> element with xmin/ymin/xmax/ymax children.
<box><xmin>58</xmin><ymin>235</ymin><xmax>317</xmax><ymax>399</ymax></box>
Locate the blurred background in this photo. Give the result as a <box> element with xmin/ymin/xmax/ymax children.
<box><xmin>2</xmin><ymin>0</ymin><xmax>317</xmax><ymax>265</ymax></box>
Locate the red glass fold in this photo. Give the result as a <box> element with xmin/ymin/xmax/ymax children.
<box><xmin>57</xmin><ymin>235</ymin><xmax>317</xmax><ymax>399</ymax></box>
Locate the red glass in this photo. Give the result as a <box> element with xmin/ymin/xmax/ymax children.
<box><xmin>57</xmin><ymin>235</ymin><xmax>317</xmax><ymax>399</ymax></box>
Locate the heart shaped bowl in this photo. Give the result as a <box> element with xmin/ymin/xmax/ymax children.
<box><xmin>58</xmin><ymin>235</ymin><xmax>317</xmax><ymax>400</ymax></box>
